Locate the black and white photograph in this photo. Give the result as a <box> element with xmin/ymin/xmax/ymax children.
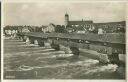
<box><xmin>3</xmin><ymin>1</ymin><xmax>126</xmax><ymax>80</ymax></box>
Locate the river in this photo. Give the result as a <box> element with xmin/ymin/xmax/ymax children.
<box><xmin>4</xmin><ymin>38</ymin><xmax>125</xmax><ymax>79</ymax></box>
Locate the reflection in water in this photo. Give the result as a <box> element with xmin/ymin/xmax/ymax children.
<box><xmin>4</xmin><ymin>39</ymin><xmax>125</xmax><ymax>79</ymax></box>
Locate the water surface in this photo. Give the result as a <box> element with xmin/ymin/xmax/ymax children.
<box><xmin>4</xmin><ymin>38</ymin><xmax>125</xmax><ymax>79</ymax></box>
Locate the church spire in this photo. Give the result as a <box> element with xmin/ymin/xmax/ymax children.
<box><xmin>65</xmin><ymin>12</ymin><xmax>68</xmax><ymax>16</ymax></box>
<box><xmin>65</xmin><ymin>12</ymin><xmax>69</xmax><ymax>27</ymax></box>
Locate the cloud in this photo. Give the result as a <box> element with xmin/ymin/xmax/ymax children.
<box><xmin>4</xmin><ymin>2</ymin><xmax>126</xmax><ymax>26</ymax></box>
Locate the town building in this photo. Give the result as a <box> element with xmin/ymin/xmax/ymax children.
<box><xmin>47</xmin><ymin>23</ymin><xmax>56</xmax><ymax>33</ymax></box>
<box><xmin>94</xmin><ymin>21</ymin><xmax>126</xmax><ymax>33</ymax></box>
<box><xmin>64</xmin><ymin>13</ymin><xmax>125</xmax><ymax>34</ymax></box>
<box><xmin>4</xmin><ymin>26</ymin><xmax>19</xmax><ymax>36</ymax></box>
<box><xmin>41</xmin><ymin>25</ymin><xmax>48</xmax><ymax>33</ymax></box>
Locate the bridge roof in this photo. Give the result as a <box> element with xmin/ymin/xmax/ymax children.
<box><xmin>19</xmin><ymin>32</ymin><xmax>125</xmax><ymax>44</ymax></box>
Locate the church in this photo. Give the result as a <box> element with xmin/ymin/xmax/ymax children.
<box><xmin>64</xmin><ymin>13</ymin><xmax>95</xmax><ymax>33</ymax></box>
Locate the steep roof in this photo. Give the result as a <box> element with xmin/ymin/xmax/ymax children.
<box><xmin>68</xmin><ymin>20</ymin><xmax>93</xmax><ymax>25</ymax></box>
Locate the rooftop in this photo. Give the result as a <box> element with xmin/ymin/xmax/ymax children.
<box><xmin>68</xmin><ymin>20</ymin><xmax>93</xmax><ymax>25</ymax></box>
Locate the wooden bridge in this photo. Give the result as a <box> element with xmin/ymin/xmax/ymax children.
<box><xmin>17</xmin><ymin>32</ymin><xmax>125</xmax><ymax>65</ymax></box>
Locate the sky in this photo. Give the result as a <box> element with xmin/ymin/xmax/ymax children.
<box><xmin>4</xmin><ymin>2</ymin><xmax>126</xmax><ymax>26</ymax></box>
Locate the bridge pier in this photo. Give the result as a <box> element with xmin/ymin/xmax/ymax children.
<box><xmin>99</xmin><ymin>54</ymin><xmax>109</xmax><ymax>64</ymax></box>
<box><xmin>34</xmin><ymin>39</ymin><xmax>45</xmax><ymax>47</ymax></box>
<box><xmin>19</xmin><ymin>36</ymin><xmax>23</xmax><ymax>41</ymax></box>
<box><xmin>19</xmin><ymin>36</ymin><xmax>26</xmax><ymax>42</ymax></box>
<box><xmin>23</xmin><ymin>36</ymin><xmax>28</xmax><ymax>42</ymax></box>
<box><xmin>29</xmin><ymin>37</ymin><xmax>35</xmax><ymax>44</ymax></box>
<box><xmin>25</xmin><ymin>36</ymin><xmax>35</xmax><ymax>44</ymax></box>
<box><xmin>108</xmin><ymin>53</ymin><xmax>120</xmax><ymax>65</ymax></box>
<box><xmin>65</xmin><ymin>47</ymin><xmax>72</xmax><ymax>54</ymax></box>
<box><xmin>26</xmin><ymin>37</ymin><xmax>31</xmax><ymax>45</ymax></box>
<box><xmin>59</xmin><ymin>45</ymin><xmax>72</xmax><ymax>54</ymax></box>
<box><xmin>51</xmin><ymin>43</ymin><xmax>60</xmax><ymax>50</ymax></box>
<box><xmin>44</xmin><ymin>41</ymin><xmax>51</xmax><ymax>48</ymax></box>
<box><xmin>37</xmin><ymin>39</ymin><xmax>44</xmax><ymax>47</ymax></box>
<box><xmin>34</xmin><ymin>39</ymin><xmax>39</xmax><ymax>45</ymax></box>
<box><xmin>70</xmin><ymin>47</ymin><xmax>80</xmax><ymax>57</ymax></box>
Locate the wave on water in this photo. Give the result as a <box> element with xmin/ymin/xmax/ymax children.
<box><xmin>17</xmin><ymin>59</ymin><xmax>99</xmax><ymax>70</ymax></box>
<box><xmin>85</xmin><ymin>64</ymin><xmax>118</xmax><ymax>74</ymax></box>
<box><xmin>19</xmin><ymin>44</ymin><xmax>39</xmax><ymax>47</ymax></box>
<box><xmin>14</xmin><ymin>49</ymin><xmax>55</xmax><ymax>55</ymax></box>
<box><xmin>4</xmin><ymin>37</ymin><xmax>13</xmax><ymax>39</ymax></box>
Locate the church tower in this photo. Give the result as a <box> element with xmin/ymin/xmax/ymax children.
<box><xmin>65</xmin><ymin>13</ymin><xmax>69</xmax><ymax>27</ymax></box>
